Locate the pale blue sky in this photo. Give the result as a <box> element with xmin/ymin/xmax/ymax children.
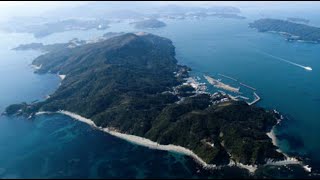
<box><xmin>0</xmin><ymin>1</ymin><xmax>319</xmax><ymax>22</ymax></box>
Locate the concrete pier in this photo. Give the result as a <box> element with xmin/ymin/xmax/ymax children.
<box><xmin>240</xmin><ymin>82</ymin><xmax>256</xmax><ymax>91</ymax></box>
<box><xmin>248</xmin><ymin>92</ymin><xmax>261</xmax><ymax>106</ymax></box>
<box><xmin>218</xmin><ymin>73</ymin><xmax>238</xmax><ymax>81</ymax></box>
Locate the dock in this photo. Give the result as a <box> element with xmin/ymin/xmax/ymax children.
<box><xmin>228</xmin><ymin>95</ymin><xmax>250</xmax><ymax>101</ymax></box>
<box><xmin>248</xmin><ymin>92</ymin><xmax>261</xmax><ymax>106</ymax></box>
<box><xmin>218</xmin><ymin>73</ymin><xmax>237</xmax><ymax>82</ymax></box>
<box><xmin>240</xmin><ymin>82</ymin><xmax>256</xmax><ymax>91</ymax></box>
<box><xmin>235</xmin><ymin>95</ymin><xmax>250</xmax><ymax>100</ymax></box>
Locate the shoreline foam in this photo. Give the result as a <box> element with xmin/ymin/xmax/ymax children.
<box><xmin>265</xmin><ymin>114</ymin><xmax>312</xmax><ymax>172</ymax></box>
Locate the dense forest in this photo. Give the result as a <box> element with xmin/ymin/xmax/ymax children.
<box><xmin>132</xmin><ymin>19</ymin><xmax>166</xmax><ymax>29</ymax></box>
<box><xmin>249</xmin><ymin>18</ymin><xmax>320</xmax><ymax>42</ymax></box>
<box><xmin>5</xmin><ymin>33</ymin><xmax>285</xmax><ymax>167</ymax></box>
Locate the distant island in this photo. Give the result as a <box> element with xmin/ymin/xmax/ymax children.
<box><xmin>3</xmin><ymin>19</ymin><xmax>110</xmax><ymax>38</ymax></box>
<box><xmin>154</xmin><ymin>5</ymin><xmax>245</xmax><ymax>20</ymax></box>
<box><xmin>12</xmin><ymin>32</ymin><xmax>126</xmax><ymax>52</ymax></box>
<box><xmin>178</xmin><ymin>12</ymin><xmax>245</xmax><ymax>20</ymax></box>
<box><xmin>209</xmin><ymin>13</ymin><xmax>245</xmax><ymax>19</ymax></box>
<box><xmin>13</xmin><ymin>38</ymin><xmax>86</xmax><ymax>52</ymax></box>
<box><xmin>249</xmin><ymin>18</ymin><xmax>320</xmax><ymax>43</ymax></box>
<box><xmin>131</xmin><ymin>19</ymin><xmax>166</xmax><ymax>29</ymax></box>
<box><xmin>5</xmin><ymin>32</ymin><xmax>308</xmax><ymax>174</ymax></box>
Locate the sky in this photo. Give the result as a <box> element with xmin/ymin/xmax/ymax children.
<box><xmin>0</xmin><ymin>1</ymin><xmax>319</xmax><ymax>22</ymax></box>
<box><xmin>0</xmin><ymin>1</ymin><xmax>87</xmax><ymax>21</ymax></box>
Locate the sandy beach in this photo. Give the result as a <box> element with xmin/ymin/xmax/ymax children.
<box><xmin>34</xmin><ymin>110</ymin><xmax>311</xmax><ymax>173</ymax></box>
<box><xmin>265</xmin><ymin>116</ymin><xmax>311</xmax><ymax>172</ymax></box>
<box><xmin>56</xmin><ymin>111</ymin><xmax>215</xmax><ymax>169</ymax></box>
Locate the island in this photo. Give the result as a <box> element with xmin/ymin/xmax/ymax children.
<box><xmin>182</xmin><ymin>12</ymin><xmax>245</xmax><ymax>20</ymax></box>
<box><xmin>209</xmin><ymin>13</ymin><xmax>246</xmax><ymax>19</ymax></box>
<box><xmin>12</xmin><ymin>32</ymin><xmax>126</xmax><ymax>52</ymax></box>
<box><xmin>4</xmin><ymin>19</ymin><xmax>110</xmax><ymax>38</ymax></box>
<box><xmin>131</xmin><ymin>19</ymin><xmax>166</xmax><ymax>29</ymax></box>
<box><xmin>249</xmin><ymin>18</ymin><xmax>320</xmax><ymax>43</ymax></box>
<box><xmin>154</xmin><ymin>4</ymin><xmax>244</xmax><ymax>20</ymax></box>
<box><xmin>4</xmin><ymin>32</ymin><xmax>308</xmax><ymax>174</ymax></box>
<box><xmin>12</xmin><ymin>38</ymin><xmax>86</xmax><ymax>52</ymax></box>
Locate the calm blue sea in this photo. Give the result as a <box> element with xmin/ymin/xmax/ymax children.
<box><xmin>0</xmin><ymin>8</ymin><xmax>320</xmax><ymax>178</ymax></box>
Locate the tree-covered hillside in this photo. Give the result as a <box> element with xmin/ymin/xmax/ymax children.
<box><xmin>5</xmin><ymin>33</ymin><xmax>285</xmax><ymax>166</ymax></box>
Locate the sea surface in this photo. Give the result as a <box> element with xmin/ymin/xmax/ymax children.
<box><xmin>0</xmin><ymin>8</ymin><xmax>320</xmax><ymax>178</ymax></box>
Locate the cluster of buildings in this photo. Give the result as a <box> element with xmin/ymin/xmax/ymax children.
<box><xmin>210</xmin><ymin>91</ymin><xmax>232</xmax><ymax>105</ymax></box>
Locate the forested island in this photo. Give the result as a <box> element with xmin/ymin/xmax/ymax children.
<box><xmin>13</xmin><ymin>38</ymin><xmax>86</xmax><ymax>52</ymax></box>
<box><xmin>12</xmin><ymin>32</ymin><xmax>126</xmax><ymax>52</ymax></box>
<box><xmin>4</xmin><ymin>19</ymin><xmax>109</xmax><ymax>38</ymax></box>
<box><xmin>249</xmin><ymin>18</ymin><xmax>320</xmax><ymax>43</ymax></box>
<box><xmin>5</xmin><ymin>32</ymin><xmax>307</xmax><ymax>174</ymax></box>
<box><xmin>131</xmin><ymin>19</ymin><xmax>166</xmax><ymax>29</ymax></box>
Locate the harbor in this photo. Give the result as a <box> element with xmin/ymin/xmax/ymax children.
<box><xmin>203</xmin><ymin>73</ymin><xmax>261</xmax><ymax>106</ymax></box>
<box><xmin>204</xmin><ymin>75</ymin><xmax>240</xmax><ymax>93</ymax></box>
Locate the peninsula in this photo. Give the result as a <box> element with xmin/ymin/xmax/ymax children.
<box><xmin>5</xmin><ymin>32</ymin><xmax>302</xmax><ymax>173</ymax></box>
<box><xmin>249</xmin><ymin>18</ymin><xmax>320</xmax><ymax>43</ymax></box>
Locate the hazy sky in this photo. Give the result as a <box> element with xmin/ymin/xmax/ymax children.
<box><xmin>0</xmin><ymin>1</ymin><xmax>87</xmax><ymax>21</ymax></box>
<box><xmin>0</xmin><ymin>1</ymin><xmax>319</xmax><ymax>22</ymax></box>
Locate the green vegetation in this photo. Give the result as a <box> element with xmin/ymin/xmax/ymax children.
<box><xmin>5</xmin><ymin>33</ymin><xmax>285</xmax><ymax>166</ymax></box>
<box><xmin>12</xmin><ymin>38</ymin><xmax>86</xmax><ymax>52</ymax></box>
<box><xmin>132</xmin><ymin>19</ymin><xmax>166</xmax><ymax>29</ymax></box>
<box><xmin>5</xmin><ymin>19</ymin><xmax>109</xmax><ymax>38</ymax></box>
<box><xmin>249</xmin><ymin>18</ymin><xmax>320</xmax><ymax>43</ymax></box>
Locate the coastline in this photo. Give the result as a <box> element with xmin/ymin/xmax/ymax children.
<box><xmin>57</xmin><ymin>111</ymin><xmax>217</xmax><ymax>170</ymax></box>
<box><xmin>30</xmin><ymin>71</ymin><xmax>311</xmax><ymax>174</ymax></box>
<box><xmin>35</xmin><ymin>110</ymin><xmax>267</xmax><ymax>173</ymax></box>
<box><xmin>265</xmin><ymin>114</ymin><xmax>312</xmax><ymax>172</ymax></box>
<box><xmin>33</xmin><ymin>109</ymin><xmax>313</xmax><ymax>173</ymax></box>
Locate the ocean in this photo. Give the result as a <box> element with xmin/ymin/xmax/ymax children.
<box><xmin>0</xmin><ymin>8</ymin><xmax>320</xmax><ymax>178</ymax></box>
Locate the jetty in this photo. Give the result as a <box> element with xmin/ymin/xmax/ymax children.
<box><xmin>204</xmin><ymin>75</ymin><xmax>240</xmax><ymax>94</ymax></box>
<box><xmin>235</xmin><ymin>95</ymin><xmax>250</xmax><ymax>100</ymax></box>
<box><xmin>218</xmin><ymin>73</ymin><xmax>237</xmax><ymax>82</ymax></box>
<box><xmin>240</xmin><ymin>82</ymin><xmax>256</xmax><ymax>91</ymax></box>
<box><xmin>248</xmin><ymin>92</ymin><xmax>261</xmax><ymax>106</ymax></box>
<box><xmin>228</xmin><ymin>95</ymin><xmax>250</xmax><ymax>101</ymax></box>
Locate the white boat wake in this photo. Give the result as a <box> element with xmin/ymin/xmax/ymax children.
<box><xmin>257</xmin><ymin>50</ymin><xmax>312</xmax><ymax>71</ymax></box>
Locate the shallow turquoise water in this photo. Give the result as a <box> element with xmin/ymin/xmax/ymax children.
<box><xmin>0</xmin><ymin>9</ymin><xmax>320</xmax><ymax>177</ymax></box>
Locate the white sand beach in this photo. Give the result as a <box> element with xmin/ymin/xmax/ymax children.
<box><xmin>57</xmin><ymin>110</ymin><xmax>214</xmax><ymax>169</ymax></box>
<box><xmin>33</xmin><ymin>110</ymin><xmax>311</xmax><ymax>173</ymax></box>
<box><xmin>265</xmin><ymin>116</ymin><xmax>311</xmax><ymax>172</ymax></box>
